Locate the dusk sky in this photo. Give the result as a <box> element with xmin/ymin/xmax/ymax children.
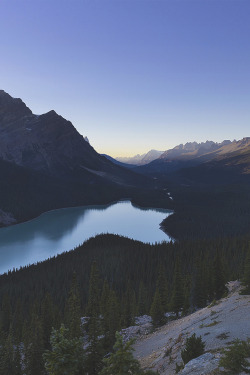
<box><xmin>0</xmin><ymin>0</ymin><xmax>249</xmax><ymax>157</ymax></box>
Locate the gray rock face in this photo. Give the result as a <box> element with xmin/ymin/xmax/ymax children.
<box><xmin>0</xmin><ymin>90</ymin><xmax>108</xmax><ymax>175</ymax></box>
<box><xmin>159</xmin><ymin>140</ymin><xmax>230</xmax><ymax>160</ymax></box>
<box><xmin>179</xmin><ymin>353</ymin><xmax>220</xmax><ymax>375</ymax></box>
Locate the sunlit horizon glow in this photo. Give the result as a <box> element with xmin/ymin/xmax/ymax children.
<box><xmin>0</xmin><ymin>0</ymin><xmax>249</xmax><ymax>157</ymax></box>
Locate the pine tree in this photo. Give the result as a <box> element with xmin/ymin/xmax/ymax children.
<box><xmin>0</xmin><ymin>294</ymin><xmax>12</xmax><ymax>336</ymax></box>
<box><xmin>241</xmin><ymin>247</ymin><xmax>250</xmax><ymax>294</ymax></box>
<box><xmin>137</xmin><ymin>281</ymin><xmax>147</xmax><ymax>316</ymax></box>
<box><xmin>170</xmin><ymin>257</ymin><xmax>184</xmax><ymax>317</ymax></box>
<box><xmin>65</xmin><ymin>272</ymin><xmax>82</xmax><ymax>339</ymax></box>
<box><xmin>150</xmin><ymin>288</ymin><xmax>165</xmax><ymax>327</ymax></box>
<box><xmin>121</xmin><ymin>281</ymin><xmax>136</xmax><ymax>327</ymax></box>
<box><xmin>41</xmin><ymin>293</ymin><xmax>55</xmax><ymax>349</ymax></box>
<box><xmin>0</xmin><ymin>329</ymin><xmax>22</xmax><ymax>375</ymax></box>
<box><xmin>192</xmin><ymin>257</ymin><xmax>207</xmax><ymax>308</ymax></box>
<box><xmin>100</xmin><ymin>279</ymin><xmax>110</xmax><ymax>342</ymax></box>
<box><xmin>181</xmin><ymin>333</ymin><xmax>205</xmax><ymax>365</ymax></box>
<box><xmin>182</xmin><ymin>281</ymin><xmax>190</xmax><ymax>316</ymax></box>
<box><xmin>105</xmin><ymin>290</ymin><xmax>121</xmax><ymax>350</ymax></box>
<box><xmin>213</xmin><ymin>253</ymin><xmax>227</xmax><ymax>300</ymax></box>
<box><xmin>156</xmin><ymin>265</ymin><xmax>169</xmax><ymax>311</ymax></box>
<box><xmin>12</xmin><ymin>299</ymin><xmax>23</xmax><ymax>343</ymax></box>
<box><xmin>100</xmin><ymin>332</ymin><xmax>156</xmax><ymax>375</ymax></box>
<box><xmin>219</xmin><ymin>339</ymin><xmax>250</xmax><ymax>374</ymax></box>
<box><xmin>85</xmin><ymin>262</ymin><xmax>103</xmax><ymax>375</ymax></box>
<box><xmin>24</xmin><ymin>312</ymin><xmax>44</xmax><ymax>375</ymax></box>
<box><xmin>43</xmin><ymin>324</ymin><xmax>84</xmax><ymax>375</ymax></box>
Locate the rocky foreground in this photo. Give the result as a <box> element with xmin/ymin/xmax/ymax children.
<box><xmin>133</xmin><ymin>281</ymin><xmax>250</xmax><ymax>374</ymax></box>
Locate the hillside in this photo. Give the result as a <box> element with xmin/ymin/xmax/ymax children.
<box><xmin>134</xmin><ymin>281</ymin><xmax>250</xmax><ymax>375</ymax></box>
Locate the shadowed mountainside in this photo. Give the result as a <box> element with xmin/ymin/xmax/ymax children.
<box><xmin>0</xmin><ymin>90</ymin><xmax>171</xmax><ymax>225</ymax></box>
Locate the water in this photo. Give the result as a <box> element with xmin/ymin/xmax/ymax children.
<box><xmin>0</xmin><ymin>201</ymin><xmax>172</xmax><ymax>274</ymax></box>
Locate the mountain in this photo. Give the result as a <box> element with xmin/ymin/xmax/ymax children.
<box><xmin>159</xmin><ymin>140</ymin><xmax>232</xmax><ymax>160</ymax></box>
<box><xmin>102</xmin><ymin>154</ymin><xmax>136</xmax><ymax>169</ymax></box>
<box><xmin>0</xmin><ymin>90</ymin><xmax>137</xmax><ymax>178</ymax></box>
<box><xmin>0</xmin><ymin>90</ymin><xmax>171</xmax><ymax>226</ymax></box>
<box><xmin>136</xmin><ymin>139</ymin><xmax>250</xmax><ymax>176</ymax></box>
<box><xmin>116</xmin><ymin>149</ymin><xmax>164</xmax><ymax>165</ymax></box>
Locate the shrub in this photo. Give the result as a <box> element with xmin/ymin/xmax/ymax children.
<box><xmin>219</xmin><ymin>339</ymin><xmax>250</xmax><ymax>374</ymax></box>
<box><xmin>181</xmin><ymin>333</ymin><xmax>205</xmax><ymax>365</ymax></box>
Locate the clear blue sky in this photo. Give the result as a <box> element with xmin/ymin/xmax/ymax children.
<box><xmin>0</xmin><ymin>0</ymin><xmax>249</xmax><ymax>157</ymax></box>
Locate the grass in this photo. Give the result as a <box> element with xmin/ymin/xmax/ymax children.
<box><xmin>200</xmin><ymin>320</ymin><xmax>221</xmax><ymax>328</ymax></box>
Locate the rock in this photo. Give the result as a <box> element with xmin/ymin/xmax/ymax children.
<box><xmin>179</xmin><ymin>353</ymin><xmax>220</xmax><ymax>375</ymax></box>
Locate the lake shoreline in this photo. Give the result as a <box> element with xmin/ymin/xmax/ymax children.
<box><xmin>0</xmin><ymin>201</ymin><xmax>173</xmax><ymax>274</ymax></box>
<box><xmin>0</xmin><ymin>197</ymin><xmax>173</xmax><ymax>229</ymax></box>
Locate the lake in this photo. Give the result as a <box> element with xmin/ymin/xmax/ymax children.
<box><xmin>0</xmin><ymin>200</ymin><xmax>172</xmax><ymax>274</ymax></box>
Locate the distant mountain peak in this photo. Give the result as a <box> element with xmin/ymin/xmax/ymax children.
<box><xmin>116</xmin><ymin>149</ymin><xmax>164</xmax><ymax>165</ymax></box>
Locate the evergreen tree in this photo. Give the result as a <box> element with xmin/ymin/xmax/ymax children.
<box><xmin>150</xmin><ymin>288</ymin><xmax>165</xmax><ymax>327</ymax></box>
<box><xmin>100</xmin><ymin>280</ymin><xmax>110</xmax><ymax>343</ymax></box>
<box><xmin>43</xmin><ymin>324</ymin><xmax>84</xmax><ymax>375</ymax></box>
<box><xmin>241</xmin><ymin>247</ymin><xmax>250</xmax><ymax>294</ymax></box>
<box><xmin>182</xmin><ymin>281</ymin><xmax>190</xmax><ymax>316</ymax></box>
<box><xmin>121</xmin><ymin>281</ymin><xmax>136</xmax><ymax>328</ymax></box>
<box><xmin>137</xmin><ymin>281</ymin><xmax>147</xmax><ymax>316</ymax></box>
<box><xmin>192</xmin><ymin>257</ymin><xmax>207</xmax><ymax>308</ymax></box>
<box><xmin>100</xmin><ymin>332</ymin><xmax>156</xmax><ymax>375</ymax></box>
<box><xmin>170</xmin><ymin>257</ymin><xmax>184</xmax><ymax>317</ymax></box>
<box><xmin>41</xmin><ymin>293</ymin><xmax>55</xmax><ymax>349</ymax></box>
<box><xmin>65</xmin><ymin>272</ymin><xmax>82</xmax><ymax>339</ymax></box>
<box><xmin>105</xmin><ymin>290</ymin><xmax>120</xmax><ymax>350</ymax></box>
<box><xmin>219</xmin><ymin>339</ymin><xmax>250</xmax><ymax>374</ymax></box>
<box><xmin>24</xmin><ymin>312</ymin><xmax>44</xmax><ymax>375</ymax></box>
<box><xmin>85</xmin><ymin>262</ymin><xmax>103</xmax><ymax>375</ymax></box>
<box><xmin>12</xmin><ymin>299</ymin><xmax>23</xmax><ymax>343</ymax></box>
<box><xmin>156</xmin><ymin>265</ymin><xmax>169</xmax><ymax>311</ymax></box>
<box><xmin>213</xmin><ymin>253</ymin><xmax>227</xmax><ymax>300</ymax></box>
<box><xmin>0</xmin><ymin>329</ymin><xmax>22</xmax><ymax>375</ymax></box>
<box><xmin>181</xmin><ymin>333</ymin><xmax>205</xmax><ymax>365</ymax></box>
<box><xmin>0</xmin><ymin>294</ymin><xmax>12</xmax><ymax>336</ymax></box>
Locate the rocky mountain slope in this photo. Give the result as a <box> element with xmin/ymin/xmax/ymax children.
<box><xmin>136</xmin><ymin>138</ymin><xmax>250</xmax><ymax>177</ymax></box>
<box><xmin>0</xmin><ymin>90</ymin><xmax>167</xmax><ymax>226</ymax></box>
<box><xmin>0</xmin><ymin>90</ymin><xmax>145</xmax><ymax>182</ymax></box>
<box><xmin>159</xmin><ymin>140</ymin><xmax>232</xmax><ymax>161</ymax></box>
<box><xmin>134</xmin><ymin>281</ymin><xmax>250</xmax><ymax>375</ymax></box>
<box><xmin>116</xmin><ymin>149</ymin><xmax>164</xmax><ymax>165</ymax></box>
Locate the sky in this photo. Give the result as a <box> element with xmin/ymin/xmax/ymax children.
<box><xmin>0</xmin><ymin>0</ymin><xmax>249</xmax><ymax>157</ymax></box>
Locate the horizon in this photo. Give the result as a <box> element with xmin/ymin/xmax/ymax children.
<box><xmin>1</xmin><ymin>87</ymin><xmax>248</xmax><ymax>158</ymax></box>
<box><xmin>0</xmin><ymin>0</ymin><xmax>249</xmax><ymax>157</ymax></box>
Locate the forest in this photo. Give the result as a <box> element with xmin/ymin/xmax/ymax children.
<box><xmin>0</xmin><ymin>232</ymin><xmax>249</xmax><ymax>374</ymax></box>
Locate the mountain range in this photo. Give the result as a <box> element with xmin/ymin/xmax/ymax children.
<box><xmin>1</xmin><ymin>89</ymin><xmax>250</xmax><ymax>235</ymax></box>
<box><xmin>135</xmin><ymin>138</ymin><xmax>250</xmax><ymax>178</ymax></box>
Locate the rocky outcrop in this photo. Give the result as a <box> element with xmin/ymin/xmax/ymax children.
<box><xmin>179</xmin><ymin>353</ymin><xmax>220</xmax><ymax>375</ymax></box>
<box><xmin>134</xmin><ymin>281</ymin><xmax>250</xmax><ymax>375</ymax></box>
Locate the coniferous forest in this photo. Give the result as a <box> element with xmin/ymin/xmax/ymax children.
<box><xmin>0</xmin><ymin>230</ymin><xmax>249</xmax><ymax>374</ymax></box>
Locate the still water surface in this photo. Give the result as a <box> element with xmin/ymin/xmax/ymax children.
<box><xmin>0</xmin><ymin>201</ymin><xmax>172</xmax><ymax>274</ymax></box>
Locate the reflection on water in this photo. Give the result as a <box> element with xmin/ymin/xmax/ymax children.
<box><xmin>0</xmin><ymin>201</ymin><xmax>172</xmax><ymax>274</ymax></box>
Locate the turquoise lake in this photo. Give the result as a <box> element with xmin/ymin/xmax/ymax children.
<box><xmin>0</xmin><ymin>201</ymin><xmax>172</xmax><ymax>274</ymax></box>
